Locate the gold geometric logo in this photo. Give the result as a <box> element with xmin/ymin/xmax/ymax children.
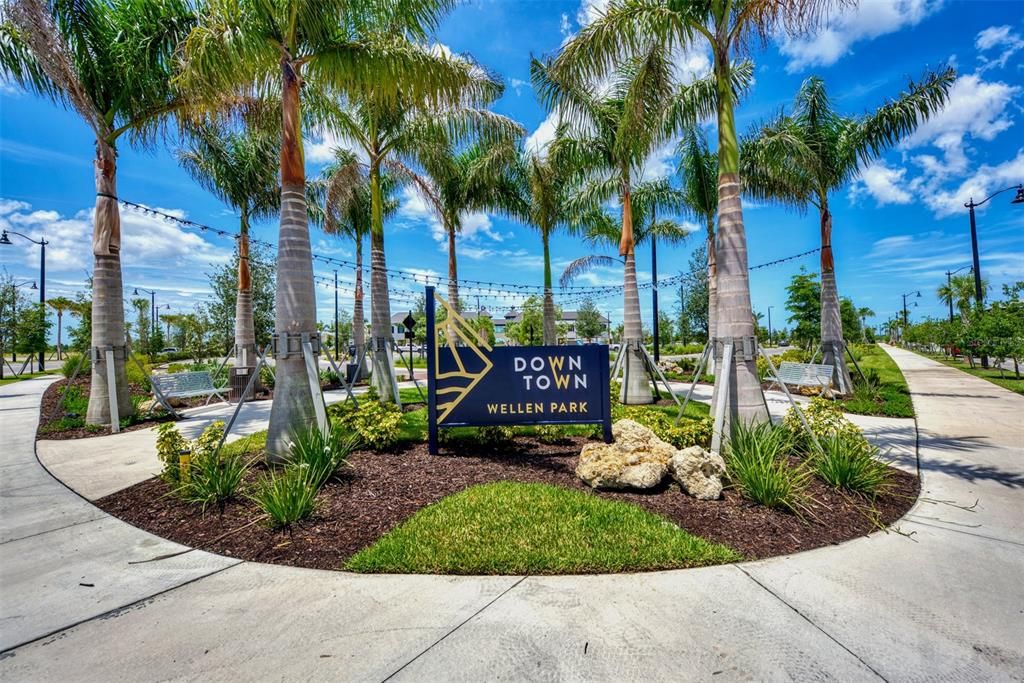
<box><xmin>434</xmin><ymin>291</ymin><xmax>493</xmax><ymax>423</ymax></box>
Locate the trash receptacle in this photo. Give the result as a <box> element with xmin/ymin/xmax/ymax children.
<box><xmin>230</xmin><ymin>366</ymin><xmax>261</xmax><ymax>400</ymax></box>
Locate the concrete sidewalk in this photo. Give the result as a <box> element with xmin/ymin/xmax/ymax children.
<box><xmin>2</xmin><ymin>346</ymin><xmax>1023</xmax><ymax>680</ymax></box>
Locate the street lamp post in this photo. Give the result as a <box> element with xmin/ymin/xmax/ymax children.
<box><xmin>901</xmin><ymin>291</ymin><xmax>920</xmax><ymax>338</ymax></box>
<box><xmin>1</xmin><ymin>229</ymin><xmax>48</xmax><ymax>370</ymax></box>
<box><xmin>651</xmin><ymin>229</ymin><xmax>660</xmax><ymax>363</ymax></box>
<box><xmin>944</xmin><ymin>265</ymin><xmax>972</xmax><ymax>323</ymax></box>
<box><xmin>767</xmin><ymin>305</ymin><xmax>774</xmax><ymax>347</ymax></box>
<box><xmin>964</xmin><ymin>183</ymin><xmax>1023</xmax><ymax>367</ymax></box>
<box><xmin>132</xmin><ymin>287</ymin><xmax>157</xmax><ymax>353</ymax></box>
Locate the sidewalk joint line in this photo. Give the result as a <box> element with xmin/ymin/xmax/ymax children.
<box><xmin>0</xmin><ymin>561</ymin><xmax>243</xmax><ymax>655</ymax></box>
<box><xmin>379</xmin><ymin>575</ymin><xmax>528</xmax><ymax>682</ymax></box>
<box><xmin>736</xmin><ymin>566</ymin><xmax>889</xmax><ymax>682</ymax></box>
<box><xmin>904</xmin><ymin>518</ymin><xmax>1024</xmax><ymax>548</ymax></box>
<box><xmin>0</xmin><ymin>514</ymin><xmax>104</xmax><ymax>546</ymax></box>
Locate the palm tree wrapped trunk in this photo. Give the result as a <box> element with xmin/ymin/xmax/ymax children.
<box><xmin>446</xmin><ymin>222</ymin><xmax>460</xmax><ymax>311</ymax></box>
<box><xmin>234</xmin><ymin>227</ymin><xmax>256</xmax><ymax>370</ymax></box>
<box><xmin>369</xmin><ymin>231</ymin><xmax>394</xmax><ymax>398</ymax></box>
<box><xmin>542</xmin><ymin>231</ymin><xmax>557</xmax><ymax>345</ymax></box>
<box><xmin>352</xmin><ymin>236</ymin><xmax>367</xmax><ymax>378</ymax></box>
<box><xmin>706</xmin><ymin>225</ymin><xmax>718</xmax><ymax>377</ymax></box>
<box><xmin>266</xmin><ymin>68</ymin><xmax>319</xmax><ymax>462</ymax></box>
<box><xmin>819</xmin><ymin>206</ymin><xmax>853</xmax><ymax>393</ymax></box>
<box><xmin>621</xmin><ymin>252</ymin><xmax>650</xmax><ymax>403</ymax></box>
<box><xmin>712</xmin><ymin>174</ymin><xmax>766</xmax><ymax>425</ymax></box>
<box><xmin>86</xmin><ymin>142</ymin><xmax>132</xmax><ymax>425</ymax></box>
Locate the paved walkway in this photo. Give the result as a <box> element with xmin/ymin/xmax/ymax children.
<box><xmin>1</xmin><ymin>345</ymin><xmax>1022</xmax><ymax>680</ymax></box>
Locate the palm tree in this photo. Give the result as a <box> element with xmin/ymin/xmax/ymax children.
<box><xmin>856</xmin><ymin>306</ymin><xmax>875</xmax><ymax>343</ymax></box>
<box><xmin>416</xmin><ymin>139</ymin><xmax>522</xmax><ymax>310</ymax></box>
<box><xmin>309</xmin><ymin>148</ymin><xmax>400</xmax><ymax>378</ymax></box>
<box><xmin>533</xmin><ymin>52</ymin><xmax>729</xmax><ymax>403</ymax></box>
<box><xmin>561</xmin><ymin>179</ymin><xmax>691</xmax><ymax>397</ymax></box>
<box><xmin>677</xmin><ymin>127</ymin><xmax>719</xmax><ymax>352</ymax></box>
<box><xmin>178</xmin><ymin>124</ymin><xmax>279</xmax><ymax>374</ymax></box>
<box><xmin>327</xmin><ymin>73</ymin><xmax>518</xmax><ymax>401</ymax></box>
<box><xmin>2</xmin><ymin>0</ymin><xmax>194</xmax><ymax>425</ymax></box>
<box><xmin>547</xmin><ymin>0</ymin><xmax>849</xmax><ymax>428</ymax></box>
<box><xmin>938</xmin><ymin>274</ymin><xmax>985</xmax><ymax>323</ymax></box>
<box><xmin>46</xmin><ymin>296</ymin><xmax>75</xmax><ymax>360</ymax></box>
<box><xmin>179</xmin><ymin>0</ymin><xmax>497</xmax><ymax>457</ymax></box>
<box><xmin>743</xmin><ymin>70</ymin><xmax>954</xmax><ymax>394</ymax></box>
<box><xmin>489</xmin><ymin>127</ymin><xmax>591</xmax><ymax>345</ymax></box>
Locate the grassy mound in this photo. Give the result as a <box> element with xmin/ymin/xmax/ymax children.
<box><xmin>345</xmin><ymin>481</ymin><xmax>741</xmax><ymax>575</ymax></box>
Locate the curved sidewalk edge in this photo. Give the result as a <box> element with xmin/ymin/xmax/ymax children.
<box><xmin>3</xmin><ymin>349</ymin><xmax>1023</xmax><ymax>680</ymax></box>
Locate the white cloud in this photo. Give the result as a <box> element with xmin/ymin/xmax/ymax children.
<box><xmin>509</xmin><ymin>78</ymin><xmax>528</xmax><ymax>96</ymax></box>
<box><xmin>901</xmin><ymin>73</ymin><xmax>1020</xmax><ymax>181</ymax></box>
<box><xmin>779</xmin><ymin>0</ymin><xmax>943</xmax><ymax>73</ymax></box>
<box><xmin>559</xmin><ymin>12</ymin><xmax>573</xmax><ymax>40</ymax></box>
<box><xmin>849</xmin><ymin>161</ymin><xmax>913</xmax><ymax>206</ymax></box>
<box><xmin>576</xmin><ymin>0</ymin><xmax>608</xmax><ymax>27</ymax></box>
<box><xmin>0</xmin><ymin>198</ymin><xmax>232</xmax><ymax>273</ymax></box>
<box><xmin>920</xmin><ymin>148</ymin><xmax>1024</xmax><ymax>218</ymax></box>
<box><xmin>525</xmin><ymin>111</ymin><xmax>559</xmax><ymax>156</ymax></box>
<box><xmin>976</xmin><ymin>25</ymin><xmax>1024</xmax><ymax>72</ymax></box>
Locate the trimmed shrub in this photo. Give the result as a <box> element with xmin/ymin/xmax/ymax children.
<box><xmin>724</xmin><ymin>421</ymin><xmax>810</xmax><ymax>512</ymax></box>
<box><xmin>814</xmin><ymin>433</ymin><xmax>890</xmax><ymax>495</ymax></box>
<box><xmin>329</xmin><ymin>391</ymin><xmax>402</xmax><ymax>451</ymax></box>
<box><xmin>259</xmin><ymin>365</ymin><xmax>275</xmax><ymax>389</ymax></box>
<box><xmin>611</xmin><ymin>404</ymin><xmax>713</xmax><ymax>449</ymax></box>
<box><xmin>155</xmin><ymin>422</ymin><xmax>190</xmax><ymax>484</ymax></box>
<box><xmin>475</xmin><ymin>425</ymin><xmax>516</xmax><ymax>447</ymax></box>
<box><xmin>783</xmin><ymin>396</ymin><xmax>868</xmax><ymax>455</ymax></box>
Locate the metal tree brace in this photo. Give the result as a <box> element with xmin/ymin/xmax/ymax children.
<box><xmin>676</xmin><ymin>336</ymin><xmax>824</xmax><ymax>457</ymax></box>
<box><xmin>609</xmin><ymin>338</ymin><xmax>683</xmax><ymax>421</ymax></box>
<box><xmin>809</xmin><ymin>339</ymin><xmax>868</xmax><ymax>392</ymax></box>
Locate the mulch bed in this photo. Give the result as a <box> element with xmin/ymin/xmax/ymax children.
<box><xmin>95</xmin><ymin>437</ymin><xmax>918</xmax><ymax>572</ymax></box>
<box><xmin>36</xmin><ymin>377</ymin><xmax>178</xmax><ymax>440</ymax></box>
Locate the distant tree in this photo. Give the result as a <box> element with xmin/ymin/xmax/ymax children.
<box><xmin>14</xmin><ymin>302</ymin><xmax>52</xmax><ymax>359</ymax></box>
<box><xmin>576</xmin><ymin>299</ymin><xmax>605</xmax><ymax>342</ymax></box>
<box><xmin>785</xmin><ymin>269</ymin><xmax>821</xmax><ymax>351</ymax></box>
<box><xmin>46</xmin><ymin>296</ymin><xmax>75</xmax><ymax>360</ymax></box>
<box><xmin>130</xmin><ymin>297</ymin><xmax>150</xmax><ymax>353</ymax></box>
<box><xmin>205</xmin><ymin>243</ymin><xmax>276</xmax><ymax>355</ymax></box>
<box><xmin>67</xmin><ymin>294</ymin><xmax>92</xmax><ymax>354</ymax></box>
<box><xmin>840</xmin><ymin>298</ymin><xmax>862</xmax><ymax>342</ymax></box>
<box><xmin>658</xmin><ymin>310</ymin><xmax>675</xmax><ymax>345</ymax></box>
<box><xmin>938</xmin><ymin>273</ymin><xmax>986</xmax><ymax>322</ymax></box>
<box><xmin>506</xmin><ymin>297</ymin><xmax>544</xmax><ymax>346</ymax></box>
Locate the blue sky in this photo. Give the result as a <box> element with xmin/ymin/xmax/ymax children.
<box><xmin>1</xmin><ymin>0</ymin><xmax>1022</xmax><ymax>338</ymax></box>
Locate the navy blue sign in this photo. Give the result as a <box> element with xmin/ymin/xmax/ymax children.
<box><xmin>425</xmin><ymin>287</ymin><xmax>612</xmax><ymax>454</ymax></box>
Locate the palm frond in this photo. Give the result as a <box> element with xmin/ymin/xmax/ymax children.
<box><xmin>560</xmin><ymin>254</ymin><xmax>621</xmax><ymax>288</ymax></box>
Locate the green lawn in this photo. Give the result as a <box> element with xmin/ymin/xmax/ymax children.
<box><xmin>923</xmin><ymin>353</ymin><xmax>1024</xmax><ymax>396</ymax></box>
<box><xmin>840</xmin><ymin>345</ymin><xmax>914</xmax><ymax>418</ymax></box>
<box><xmin>0</xmin><ymin>370</ymin><xmax>52</xmax><ymax>387</ymax></box>
<box><xmin>345</xmin><ymin>481</ymin><xmax>741</xmax><ymax>574</ymax></box>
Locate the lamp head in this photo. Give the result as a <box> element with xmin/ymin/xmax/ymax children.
<box><xmin>133</xmin><ymin>288</ymin><xmax>139</xmax><ymax>295</ymax></box>
<box><xmin>0</xmin><ymin>231</ymin><xmax>10</xmax><ymax>245</ymax></box>
<box><xmin>30</xmin><ymin>281</ymin><xmax>37</xmax><ymax>290</ymax></box>
<box><xmin>1012</xmin><ymin>185</ymin><xmax>1024</xmax><ymax>205</ymax></box>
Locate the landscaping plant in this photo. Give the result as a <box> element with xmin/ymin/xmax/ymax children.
<box><xmin>251</xmin><ymin>466</ymin><xmax>319</xmax><ymax>529</ymax></box>
<box><xmin>724</xmin><ymin>421</ymin><xmax>810</xmax><ymax>513</ymax></box>
<box><xmin>813</xmin><ymin>433</ymin><xmax>891</xmax><ymax>495</ymax></box>
<box><xmin>287</xmin><ymin>426</ymin><xmax>358</xmax><ymax>490</ymax></box>
<box><xmin>783</xmin><ymin>396</ymin><xmax>868</xmax><ymax>455</ymax></box>
<box><xmin>330</xmin><ymin>390</ymin><xmax>403</xmax><ymax>451</ymax></box>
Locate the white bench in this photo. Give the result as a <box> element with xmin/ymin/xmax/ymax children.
<box><xmin>151</xmin><ymin>371</ymin><xmax>227</xmax><ymax>407</ymax></box>
<box><xmin>768</xmin><ymin>361</ymin><xmax>834</xmax><ymax>393</ymax></box>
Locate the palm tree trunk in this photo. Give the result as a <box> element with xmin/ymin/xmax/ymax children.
<box><xmin>234</xmin><ymin>212</ymin><xmax>256</xmax><ymax>370</ymax></box>
<box><xmin>56</xmin><ymin>310</ymin><xmax>62</xmax><ymax>361</ymax></box>
<box><xmin>709</xmin><ymin>54</ymin><xmax>768</xmax><ymax>431</ymax></box>
<box><xmin>818</xmin><ymin>201</ymin><xmax>853</xmax><ymax>394</ymax></box>
<box><xmin>542</xmin><ymin>228</ymin><xmax>557</xmax><ymax>345</ymax></box>
<box><xmin>446</xmin><ymin>220</ymin><xmax>459</xmax><ymax>312</ymax></box>
<box><xmin>266</xmin><ymin>63</ymin><xmax>319</xmax><ymax>463</ymax></box>
<box><xmin>369</xmin><ymin>161</ymin><xmax>396</xmax><ymax>402</ymax></box>
<box><xmin>86</xmin><ymin>140</ymin><xmax>133</xmax><ymax>426</ymax></box>
<box><xmin>706</xmin><ymin>219</ymin><xmax>717</xmax><ymax>379</ymax></box>
<box><xmin>620</xmin><ymin>182</ymin><xmax>652</xmax><ymax>404</ymax></box>
<box><xmin>353</xmin><ymin>231</ymin><xmax>367</xmax><ymax>377</ymax></box>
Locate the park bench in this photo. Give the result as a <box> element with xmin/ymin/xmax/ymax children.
<box><xmin>151</xmin><ymin>371</ymin><xmax>227</xmax><ymax>409</ymax></box>
<box><xmin>767</xmin><ymin>361</ymin><xmax>835</xmax><ymax>393</ymax></box>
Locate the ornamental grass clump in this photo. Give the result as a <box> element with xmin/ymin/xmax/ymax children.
<box><xmin>724</xmin><ymin>421</ymin><xmax>810</xmax><ymax>513</ymax></box>
<box><xmin>287</xmin><ymin>425</ymin><xmax>358</xmax><ymax>490</ymax></box>
<box><xmin>251</xmin><ymin>466</ymin><xmax>318</xmax><ymax>528</ymax></box>
<box><xmin>160</xmin><ymin>422</ymin><xmax>249</xmax><ymax>510</ymax></box>
<box><xmin>813</xmin><ymin>433</ymin><xmax>891</xmax><ymax>495</ymax></box>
